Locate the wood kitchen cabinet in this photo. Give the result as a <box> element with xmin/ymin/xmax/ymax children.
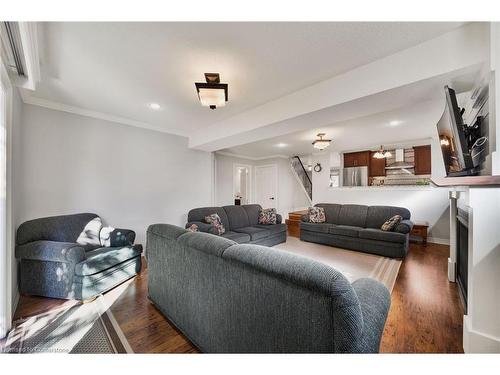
<box><xmin>343</xmin><ymin>151</ymin><xmax>370</xmax><ymax>168</ymax></box>
<box><xmin>369</xmin><ymin>152</ymin><xmax>386</xmax><ymax>176</ymax></box>
<box><xmin>413</xmin><ymin>145</ymin><xmax>432</xmax><ymax>175</ymax></box>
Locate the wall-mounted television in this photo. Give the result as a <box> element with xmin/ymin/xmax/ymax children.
<box><xmin>436</xmin><ymin>85</ymin><xmax>484</xmax><ymax>177</ymax></box>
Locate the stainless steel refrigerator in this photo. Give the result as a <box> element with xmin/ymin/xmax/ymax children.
<box><xmin>342</xmin><ymin>166</ymin><xmax>368</xmax><ymax>186</ymax></box>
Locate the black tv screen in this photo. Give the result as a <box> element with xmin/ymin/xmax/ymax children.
<box><xmin>436</xmin><ymin>86</ymin><xmax>474</xmax><ymax>176</ymax></box>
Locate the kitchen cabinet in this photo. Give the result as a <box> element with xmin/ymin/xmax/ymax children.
<box><xmin>413</xmin><ymin>145</ymin><xmax>432</xmax><ymax>175</ymax></box>
<box><xmin>369</xmin><ymin>152</ymin><xmax>386</xmax><ymax>176</ymax></box>
<box><xmin>343</xmin><ymin>151</ymin><xmax>370</xmax><ymax>168</ymax></box>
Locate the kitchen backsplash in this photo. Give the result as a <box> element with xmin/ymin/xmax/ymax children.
<box><xmin>371</xmin><ymin>148</ymin><xmax>431</xmax><ymax>186</ymax></box>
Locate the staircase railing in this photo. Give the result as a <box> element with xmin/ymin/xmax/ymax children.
<box><xmin>290</xmin><ymin>156</ymin><xmax>312</xmax><ymax>202</ymax></box>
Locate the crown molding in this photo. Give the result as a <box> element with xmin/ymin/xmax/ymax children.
<box><xmin>215</xmin><ymin>151</ymin><xmax>289</xmax><ymax>161</ymax></box>
<box><xmin>19</xmin><ymin>90</ymin><xmax>190</xmax><ymax>138</ymax></box>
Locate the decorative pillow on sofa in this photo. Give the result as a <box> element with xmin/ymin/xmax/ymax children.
<box><xmin>308</xmin><ymin>206</ymin><xmax>326</xmax><ymax>223</ymax></box>
<box><xmin>188</xmin><ymin>224</ymin><xmax>199</xmax><ymax>232</ymax></box>
<box><xmin>381</xmin><ymin>215</ymin><xmax>402</xmax><ymax>231</ymax></box>
<box><xmin>258</xmin><ymin>208</ymin><xmax>277</xmax><ymax>225</ymax></box>
<box><xmin>204</xmin><ymin>213</ymin><xmax>226</xmax><ymax>235</ymax></box>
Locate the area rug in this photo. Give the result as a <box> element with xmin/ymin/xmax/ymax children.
<box><xmin>2</xmin><ymin>296</ymin><xmax>132</xmax><ymax>354</ymax></box>
<box><xmin>275</xmin><ymin>237</ymin><xmax>402</xmax><ymax>292</ymax></box>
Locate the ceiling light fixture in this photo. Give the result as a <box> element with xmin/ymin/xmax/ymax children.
<box><xmin>148</xmin><ymin>103</ymin><xmax>161</xmax><ymax>110</ymax></box>
<box><xmin>373</xmin><ymin>145</ymin><xmax>392</xmax><ymax>159</ymax></box>
<box><xmin>195</xmin><ymin>73</ymin><xmax>228</xmax><ymax>110</ymax></box>
<box><xmin>312</xmin><ymin>133</ymin><xmax>332</xmax><ymax>150</ymax></box>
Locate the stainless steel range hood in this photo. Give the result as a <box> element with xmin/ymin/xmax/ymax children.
<box><xmin>385</xmin><ymin>149</ymin><xmax>414</xmax><ymax>170</ymax></box>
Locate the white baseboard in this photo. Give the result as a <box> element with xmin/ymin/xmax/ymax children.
<box><xmin>463</xmin><ymin>315</ymin><xmax>500</xmax><ymax>353</ymax></box>
<box><xmin>427</xmin><ymin>237</ymin><xmax>450</xmax><ymax>245</ymax></box>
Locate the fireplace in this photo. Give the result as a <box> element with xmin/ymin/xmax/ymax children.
<box><xmin>456</xmin><ymin>208</ymin><xmax>469</xmax><ymax>311</ymax></box>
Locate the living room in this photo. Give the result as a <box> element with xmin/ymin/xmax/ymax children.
<box><xmin>1</xmin><ymin>1</ymin><xmax>500</xmax><ymax>373</ymax></box>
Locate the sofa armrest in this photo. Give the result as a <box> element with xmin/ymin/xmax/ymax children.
<box><xmin>185</xmin><ymin>221</ymin><xmax>218</xmax><ymax>235</ymax></box>
<box><xmin>301</xmin><ymin>214</ymin><xmax>310</xmax><ymax>222</ymax></box>
<box><xmin>15</xmin><ymin>240</ymin><xmax>86</xmax><ymax>263</ymax></box>
<box><xmin>276</xmin><ymin>214</ymin><xmax>282</xmax><ymax>224</ymax></box>
<box><xmin>394</xmin><ymin>219</ymin><xmax>413</xmax><ymax>234</ymax></box>
<box><xmin>351</xmin><ymin>278</ymin><xmax>391</xmax><ymax>353</ymax></box>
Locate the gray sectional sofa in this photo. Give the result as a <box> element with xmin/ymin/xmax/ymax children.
<box><xmin>300</xmin><ymin>204</ymin><xmax>414</xmax><ymax>258</ymax></box>
<box><xmin>147</xmin><ymin>223</ymin><xmax>391</xmax><ymax>353</ymax></box>
<box><xmin>15</xmin><ymin>213</ymin><xmax>143</xmax><ymax>300</ymax></box>
<box><xmin>185</xmin><ymin>204</ymin><xmax>286</xmax><ymax>247</ymax></box>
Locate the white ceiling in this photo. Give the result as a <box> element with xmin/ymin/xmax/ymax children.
<box><xmin>29</xmin><ymin>22</ymin><xmax>466</xmax><ymax>136</ymax></box>
<box><xmin>221</xmin><ymin>99</ymin><xmax>446</xmax><ymax>158</ymax></box>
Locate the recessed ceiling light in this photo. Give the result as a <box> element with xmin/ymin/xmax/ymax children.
<box><xmin>389</xmin><ymin>120</ymin><xmax>402</xmax><ymax>127</ymax></box>
<box><xmin>275</xmin><ymin>143</ymin><xmax>288</xmax><ymax>148</ymax></box>
<box><xmin>148</xmin><ymin>103</ymin><xmax>161</xmax><ymax>110</ymax></box>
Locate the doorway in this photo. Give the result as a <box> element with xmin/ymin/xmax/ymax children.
<box><xmin>255</xmin><ymin>164</ymin><xmax>278</xmax><ymax>210</ymax></box>
<box><xmin>233</xmin><ymin>164</ymin><xmax>252</xmax><ymax>205</ymax></box>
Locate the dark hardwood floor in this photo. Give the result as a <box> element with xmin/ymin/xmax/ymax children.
<box><xmin>8</xmin><ymin>242</ymin><xmax>464</xmax><ymax>353</ymax></box>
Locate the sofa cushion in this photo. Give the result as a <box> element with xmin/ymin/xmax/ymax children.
<box><xmin>242</xmin><ymin>204</ymin><xmax>262</xmax><ymax>225</ymax></box>
<box><xmin>308</xmin><ymin>206</ymin><xmax>326</xmax><ymax>223</ymax></box>
<box><xmin>188</xmin><ymin>207</ymin><xmax>230</xmax><ymax>232</ymax></box>
<box><xmin>315</xmin><ymin>203</ymin><xmax>342</xmax><ymax>224</ymax></box>
<box><xmin>338</xmin><ymin>205</ymin><xmax>368</xmax><ymax>227</ymax></box>
<box><xmin>205</xmin><ymin>213</ymin><xmax>226</xmax><ymax>235</ymax></box>
<box><xmin>253</xmin><ymin>223</ymin><xmax>287</xmax><ymax>235</ymax></box>
<box><xmin>234</xmin><ymin>226</ymin><xmax>270</xmax><ymax>241</ymax></box>
<box><xmin>329</xmin><ymin>225</ymin><xmax>360</xmax><ymax>238</ymax></box>
<box><xmin>221</xmin><ymin>231</ymin><xmax>251</xmax><ymax>243</ymax></box>
<box><xmin>381</xmin><ymin>215</ymin><xmax>402</xmax><ymax>231</ymax></box>
<box><xmin>75</xmin><ymin>245</ymin><xmax>142</xmax><ymax>276</ymax></box>
<box><xmin>358</xmin><ymin>228</ymin><xmax>407</xmax><ymax>244</ymax></box>
<box><xmin>301</xmin><ymin>222</ymin><xmax>333</xmax><ymax>234</ymax></box>
<box><xmin>223</xmin><ymin>205</ymin><xmax>250</xmax><ymax>230</ymax></box>
<box><xmin>365</xmin><ymin>206</ymin><xmax>411</xmax><ymax>229</ymax></box>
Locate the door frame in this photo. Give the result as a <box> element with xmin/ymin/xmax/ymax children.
<box><xmin>232</xmin><ymin>163</ymin><xmax>253</xmax><ymax>205</ymax></box>
<box><xmin>254</xmin><ymin>164</ymin><xmax>279</xmax><ymax>211</ymax></box>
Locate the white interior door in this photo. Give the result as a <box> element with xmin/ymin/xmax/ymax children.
<box><xmin>255</xmin><ymin>164</ymin><xmax>278</xmax><ymax>209</ymax></box>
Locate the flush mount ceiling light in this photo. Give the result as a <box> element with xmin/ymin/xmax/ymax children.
<box><xmin>195</xmin><ymin>73</ymin><xmax>228</xmax><ymax>110</ymax></box>
<box><xmin>373</xmin><ymin>145</ymin><xmax>392</xmax><ymax>159</ymax></box>
<box><xmin>312</xmin><ymin>133</ymin><xmax>332</xmax><ymax>150</ymax></box>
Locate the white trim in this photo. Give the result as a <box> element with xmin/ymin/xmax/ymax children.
<box><xmin>463</xmin><ymin>315</ymin><xmax>500</xmax><ymax>353</ymax></box>
<box><xmin>20</xmin><ymin>90</ymin><xmax>190</xmax><ymax>138</ymax></box>
<box><xmin>427</xmin><ymin>237</ymin><xmax>450</xmax><ymax>245</ymax></box>
<box><xmin>215</xmin><ymin>150</ymin><xmax>289</xmax><ymax>161</ymax></box>
<box><xmin>18</xmin><ymin>22</ymin><xmax>40</xmax><ymax>91</ymax></box>
<box><xmin>0</xmin><ymin>57</ymin><xmax>13</xmax><ymax>339</ymax></box>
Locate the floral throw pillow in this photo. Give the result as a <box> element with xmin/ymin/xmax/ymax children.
<box><xmin>188</xmin><ymin>224</ymin><xmax>199</xmax><ymax>232</ymax></box>
<box><xmin>258</xmin><ymin>208</ymin><xmax>277</xmax><ymax>225</ymax></box>
<box><xmin>381</xmin><ymin>215</ymin><xmax>402</xmax><ymax>231</ymax></box>
<box><xmin>204</xmin><ymin>213</ymin><xmax>226</xmax><ymax>235</ymax></box>
<box><xmin>308</xmin><ymin>206</ymin><xmax>326</xmax><ymax>223</ymax></box>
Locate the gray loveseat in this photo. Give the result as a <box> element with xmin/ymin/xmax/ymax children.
<box><xmin>147</xmin><ymin>223</ymin><xmax>391</xmax><ymax>353</ymax></box>
<box><xmin>186</xmin><ymin>204</ymin><xmax>286</xmax><ymax>247</ymax></box>
<box><xmin>300</xmin><ymin>204</ymin><xmax>414</xmax><ymax>258</ymax></box>
<box><xmin>15</xmin><ymin>213</ymin><xmax>143</xmax><ymax>300</ymax></box>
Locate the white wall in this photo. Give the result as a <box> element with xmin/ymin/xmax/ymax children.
<box><xmin>312</xmin><ymin>138</ymin><xmax>451</xmax><ymax>242</ymax></box>
<box><xmin>215</xmin><ymin>153</ymin><xmax>310</xmax><ymax>217</ymax></box>
<box><xmin>15</xmin><ymin>104</ymin><xmax>213</xmax><ymax>245</ymax></box>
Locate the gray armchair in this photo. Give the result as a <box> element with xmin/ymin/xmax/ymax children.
<box><xmin>15</xmin><ymin>213</ymin><xmax>142</xmax><ymax>300</ymax></box>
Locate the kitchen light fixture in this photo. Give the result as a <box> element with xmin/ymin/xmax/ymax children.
<box><xmin>312</xmin><ymin>133</ymin><xmax>331</xmax><ymax>150</ymax></box>
<box><xmin>373</xmin><ymin>145</ymin><xmax>392</xmax><ymax>159</ymax></box>
<box><xmin>195</xmin><ymin>73</ymin><xmax>228</xmax><ymax>110</ymax></box>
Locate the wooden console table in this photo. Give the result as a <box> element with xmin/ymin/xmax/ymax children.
<box><xmin>285</xmin><ymin>209</ymin><xmax>308</xmax><ymax>238</ymax></box>
<box><xmin>410</xmin><ymin>222</ymin><xmax>429</xmax><ymax>246</ymax></box>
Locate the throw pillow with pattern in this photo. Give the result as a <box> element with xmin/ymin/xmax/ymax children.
<box><xmin>258</xmin><ymin>208</ymin><xmax>277</xmax><ymax>225</ymax></box>
<box><xmin>188</xmin><ymin>224</ymin><xmax>199</xmax><ymax>232</ymax></box>
<box><xmin>381</xmin><ymin>215</ymin><xmax>402</xmax><ymax>231</ymax></box>
<box><xmin>204</xmin><ymin>213</ymin><xmax>226</xmax><ymax>235</ymax></box>
<box><xmin>308</xmin><ymin>206</ymin><xmax>326</xmax><ymax>223</ymax></box>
